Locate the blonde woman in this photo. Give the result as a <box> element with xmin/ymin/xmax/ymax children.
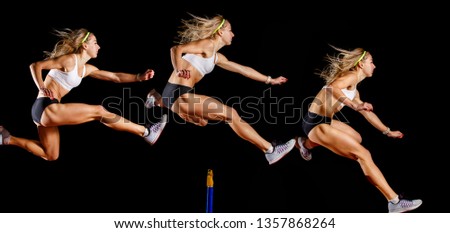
<box><xmin>0</xmin><ymin>28</ymin><xmax>167</xmax><ymax>161</ymax></box>
<box><xmin>146</xmin><ymin>13</ymin><xmax>295</xmax><ymax>165</ymax></box>
<box><xmin>296</xmin><ymin>45</ymin><xmax>422</xmax><ymax>213</ymax></box>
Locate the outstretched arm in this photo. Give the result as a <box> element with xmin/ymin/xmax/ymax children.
<box><xmin>354</xmin><ymin>94</ymin><xmax>404</xmax><ymax>139</ymax></box>
<box><xmin>87</xmin><ymin>66</ymin><xmax>155</xmax><ymax>83</ymax></box>
<box><xmin>215</xmin><ymin>53</ymin><xmax>288</xmax><ymax>85</ymax></box>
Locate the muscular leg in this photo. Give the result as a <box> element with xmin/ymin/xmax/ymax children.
<box><xmin>330</xmin><ymin>120</ymin><xmax>362</xmax><ymax>143</ymax></box>
<box><xmin>7</xmin><ymin>126</ymin><xmax>60</xmax><ymax>161</ymax></box>
<box><xmin>173</xmin><ymin>93</ymin><xmax>272</xmax><ymax>152</ymax></box>
<box><xmin>308</xmin><ymin>123</ymin><xmax>397</xmax><ymax>200</ymax></box>
<box><xmin>301</xmin><ymin>137</ymin><xmax>319</xmax><ymax>150</ymax></box>
<box><xmin>41</xmin><ymin>103</ymin><xmax>146</xmax><ymax>136</ymax></box>
<box><xmin>3</xmin><ymin>102</ymin><xmax>159</xmax><ymax>160</ymax></box>
<box><xmin>302</xmin><ymin>120</ymin><xmax>360</xmax><ymax>150</ymax></box>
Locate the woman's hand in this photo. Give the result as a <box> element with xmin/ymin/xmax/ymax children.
<box><xmin>269</xmin><ymin>76</ymin><xmax>288</xmax><ymax>85</ymax></box>
<box><xmin>387</xmin><ymin>130</ymin><xmax>404</xmax><ymax>139</ymax></box>
<box><xmin>137</xmin><ymin>69</ymin><xmax>155</xmax><ymax>81</ymax></box>
<box><xmin>356</xmin><ymin>102</ymin><xmax>373</xmax><ymax>111</ymax></box>
<box><xmin>39</xmin><ymin>87</ymin><xmax>54</xmax><ymax>99</ymax></box>
<box><xmin>177</xmin><ymin>69</ymin><xmax>191</xmax><ymax>79</ymax></box>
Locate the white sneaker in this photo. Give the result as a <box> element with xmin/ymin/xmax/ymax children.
<box><xmin>388</xmin><ymin>198</ymin><xmax>423</xmax><ymax>213</ymax></box>
<box><xmin>144</xmin><ymin>114</ymin><xmax>167</xmax><ymax>145</ymax></box>
<box><xmin>145</xmin><ymin>89</ymin><xmax>162</xmax><ymax>108</ymax></box>
<box><xmin>0</xmin><ymin>126</ymin><xmax>11</xmax><ymax>145</ymax></box>
<box><xmin>265</xmin><ymin>139</ymin><xmax>296</xmax><ymax>165</ymax></box>
<box><xmin>296</xmin><ymin>137</ymin><xmax>312</xmax><ymax>161</ymax></box>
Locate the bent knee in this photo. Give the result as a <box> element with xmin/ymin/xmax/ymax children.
<box><xmin>178</xmin><ymin>113</ymin><xmax>208</xmax><ymax>126</ymax></box>
<box><xmin>355</xmin><ymin>149</ymin><xmax>373</xmax><ymax>162</ymax></box>
<box><xmin>42</xmin><ymin>147</ymin><xmax>60</xmax><ymax>161</ymax></box>
<box><xmin>45</xmin><ymin>152</ymin><xmax>60</xmax><ymax>161</ymax></box>
<box><xmin>190</xmin><ymin>117</ymin><xmax>208</xmax><ymax>127</ymax></box>
<box><xmin>354</xmin><ymin>133</ymin><xmax>362</xmax><ymax>143</ymax></box>
<box><xmin>219</xmin><ymin>107</ymin><xmax>239</xmax><ymax>122</ymax></box>
<box><xmin>229</xmin><ymin>108</ymin><xmax>240</xmax><ymax>120</ymax></box>
<box><xmin>95</xmin><ymin>105</ymin><xmax>109</xmax><ymax>115</ymax></box>
<box><xmin>197</xmin><ymin>119</ymin><xmax>208</xmax><ymax>126</ymax></box>
<box><xmin>96</xmin><ymin>105</ymin><xmax>119</xmax><ymax>122</ymax></box>
<box><xmin>39</xmin><ymin>122</ymin><xmax>49</xmax><ymax>127</ymax></box>
<box><xmin>346</xmin><ymin>130</ymin><xmax>362</xmax><ymax>143</ymax></box>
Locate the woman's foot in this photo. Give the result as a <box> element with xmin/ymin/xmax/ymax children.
<box><xmin>0</xmin><ymin>126</ymin><xmax>11</xmax><ymax>145</ymax></box>
<box><xmin>265</xmin><ymin>139</ymin><xmax>296</xmax><ymax>165</ymax></box>
<box><xmin>295</xmin><ymin>136</ymin><xmax>312</xmax><ymax>161</ymax></box>
<box><xmin>145</xmin><ymin>89</ymin><xmax>162</xmax><ymax>108</ymax></box>
<box><xmin>388</xmin><ymin>197</ymin><xmax>422</xmax><ymax>213</ymax></box>
<box><xmin>143</xmin><ymin>114</ymin><xmax>168</xmax><ymax>145</ymax></box>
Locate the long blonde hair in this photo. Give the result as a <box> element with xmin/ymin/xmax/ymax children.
<box><xmin>43</xmin><ymin>28</ymin><xmax>90</xmax><ymax>59</ymax></box>
<box><xmin>317</xmin><ymin>45</ymin><xmax>368</xmax><ymax>85</ymax></box>
<box><xmin>174</xmin><ymin>13</ymin><xmax>226</xmax><ymax>44</ymax></box>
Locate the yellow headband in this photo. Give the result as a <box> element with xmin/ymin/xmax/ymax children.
<box><xmin>80</xmin><ymin>32</ymin><xmax>90</xmax><ymax>46</ymax></box>
<box><xmin>354</xmin><ymin>50</ymin><xmax>366</xmax><ymax>67</ymax></box>
<box><xmin>212</xmin><ymin>19</ymin><xmax>225</xmax><ymax>35</ymax></box>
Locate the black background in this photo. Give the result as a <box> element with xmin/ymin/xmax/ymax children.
<box><xmin>0</xmin><ymin>3</ymin><xmax>446</xmax><ymax>213</ymax></box>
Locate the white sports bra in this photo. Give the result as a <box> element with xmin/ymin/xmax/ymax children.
<box><xmin>182</xmin><ymin>53</ymin><xmax>218</xmax><ymax>76</ymax></box>
<box><xmin>323</xmin><ymin>85</ymin><xmax>357</xmax><ymax>107</ymax></box>
<box><xmin>341</xmin><ymin>87</ymin><xmax>357</xmax><ymax>100</ymax></box>
<box><xmin>48</xmin><ymin>54</ymin><xmax>85</xmax><ymax>91</ymax></box>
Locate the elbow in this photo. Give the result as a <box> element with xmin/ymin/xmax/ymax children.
<box><xmin>170</xmin><ymin>45</ymin><xmax>183</xmax><ymax>56</ymax></box>
<box><xmin>111</xmin><ymin>76</ymin><xmax>122</xmax><ymax>83</ymax></box>
<box><xmin>170</xmin><ymin>45</ymin><xmax>178</xmax><ymax>53</ymax></box>
<box><xmin>30</xmin><ymin>62</ymin><xmax>43</xmax><ymax>72</ymax></box>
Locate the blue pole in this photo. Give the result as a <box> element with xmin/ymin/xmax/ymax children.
<box><xmin>206</xmin><ymin>169</ymin><xmax>214</xmax><ymax>213</ymax></box>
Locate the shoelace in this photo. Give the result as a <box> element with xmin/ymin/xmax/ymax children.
<box><xmin>150</xmin><ymin>121</ymin><xmax>162</xmax><ymax>133</ymax></box>
<box><xmin>300</xmin><ymin>147</ymin><xmax>309</xmax><ymax>155</ymax></box>
<box><xmin>275</xmin><ymin>142</ymin><xmax>291</xmax><ymax>153</ymax></box>
<box><xmin>299</xmin><ymin>139</ymin><xmax>308</xmax><ymax>152</ymax></box>
<box><xmin>398</xmin><ymin>200</ymin><xmax>414</xmax><ymax>208</ymax></box>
